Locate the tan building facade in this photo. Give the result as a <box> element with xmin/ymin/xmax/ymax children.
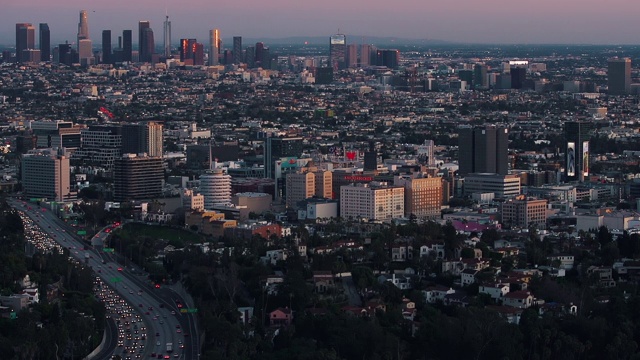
<box><xmin>501</xmin><ymin>195</ymin><xmax>548</xmax><ymax>229</ymax></box>
<box><xmin>340</xmin><ymin>183</ymin><xmax>404</xmax><ymax>222</ymax></box>
<box><xmin>285</xmin><ymin>170</ymin><xmax>332</xmax><ymax>208</ymax></box>
<box><xmin>394</xmin><ymin>174</ymin><xmax>442</xmax><ymax>220</ymax></box>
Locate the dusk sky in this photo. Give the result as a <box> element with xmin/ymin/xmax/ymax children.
<box><xmin>1</xmin><ymin>0</ymin><xmax>639</xmax><ymax>45</ymax></box>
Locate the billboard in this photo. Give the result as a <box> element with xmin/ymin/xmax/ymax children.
<box><xmin>582</xmin><ymin>141</ymin><xmax>589</xmax><ymax>177</ymax></box>
<box><xmin>279</xmin><ymin>157</ymin><xmax>299</xmax><ymax>169</ymax></box>
<box><xmin>567</xmin><ymin>142</ymin><xmax>576</xmax><ymax>177</ymax></box>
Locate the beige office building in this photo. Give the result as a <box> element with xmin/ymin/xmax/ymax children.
<box><xmin>286</xmin><ymin>170</ymin><xmax>332</xmax><ymax>208</ymax></box>
<box><xmin>22</xmin><ymin>149</ymin><xmax>73</xmax><ymax>201</ymax></box>
<box><xmin>340</xmin><ymin>182</ymin><xmax>404</xmax><ymax>222</ymax></box>
<box><xmin>501</xmin><ymin>195</ymin><xmax>548</xmax><ymax>229</ymax></box>
<box><xmin>394</xmin><ymin>174</ymin><xmax>442</xmax><ymax>220</ymax></box>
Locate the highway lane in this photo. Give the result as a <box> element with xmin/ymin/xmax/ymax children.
<box><xmin>93</xmin><ymin>316</ymin><xmax>118</xmax><ymax>360</ymax></box>
<box><xmin>12</xmin><ymin>201</ymin><xmax>184</xmax><ymax>360</ymax></box>
<box><xmin>12</xmin><ymin>199</ymin><xmax>196</xmax><ymax>359</ymax></box>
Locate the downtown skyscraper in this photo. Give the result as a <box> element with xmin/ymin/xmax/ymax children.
<box><xmin>209</xmin><ymin>29</ymin><xmax>220</xmax><ymax>66</ymax></box>
<box><xmin>163</xmin><ymin>15</ymin><xmax>171</xmax><ymax>58</ymax></box>
<box><xmin>233</xmin><ymin>36</ymin><xmax>242</xmax><ymax>64</ymax></box>
<box><xmin>77</xmin><ymin>10</ymin><xmax>93</xmax><ymax>64</ymax></box>
<box><xmin>330</xmin><ymin>33</ymin><xmax>346</xmax><ymax>71</ymax></box>
<box><xmin>608</xmin><ymin>57</ymin><xmax>631</xmax><ymax>95</ymax></box>
<box><xmin>15</xmin><ymin>23</ymin><xmax>35</xmax><ymax>62</ymax></box>
<box><xmin>458</xmin><ymin>125</ymin><xmax>509</xmax><ymax>176</ymax></box>
<box><xmin>102</xmin><ymin>30</ymin><xmax>112</xmax><ymax>64</ymax></box>
<box><xmin>39</xmin><ymin>23</ymin><xmax>50</xmax><ymax>62</ymax></box>
<box><xmin>138</xmin><ymin>21</ymin><xmax>154</xmax><ymax>63</ymax></box>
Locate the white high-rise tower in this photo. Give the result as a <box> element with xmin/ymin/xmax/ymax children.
<box><xmin>163</xmin><ymin>14</ymin><xmax>171</xmax><ymax>58</ymax></box>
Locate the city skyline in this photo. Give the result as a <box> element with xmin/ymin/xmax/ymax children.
<box><xmin>2</xmin><ymin>0</ymin><xmax>640</xmax><ymax>46</ymax></box>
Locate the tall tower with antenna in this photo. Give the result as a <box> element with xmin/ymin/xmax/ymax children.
<box><xmin>163</xmin><ymin>10</ymin><xmax>171</xmax><ymax>58</ymax></box>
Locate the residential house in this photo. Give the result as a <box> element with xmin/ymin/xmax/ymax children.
<box><xmin>547</xmin><ymin>254</ymin><xmax>575</xmax><ymax>270</ymax></box>
<box><xmin>503</xmin><ymin>290</ymin><xmax>534</xmax><ymax>309</ymax></box>
<box><xmin>378</xmin><ymin>273</ymin><xmax>414</xmax><ymax>290</ymax></box>
<box><xmin>461</xmin><ymin>269</ymin><xmax>479</xmax><ymax>286</ymax></box>
<box><xmin>487</xmin><ymin>305</ymin><xmax>523</xmax><ymax>324</ymax></box>
<box><xmin>263</xmin><ymin>249</ymin><xmax>287</xmax><ymax>265</ymax></box>
<box><xmin>313</xmin><ymin>271</ymin><xmax>335</xmax><ymax>293</ymax></box>
<box><xmin>422</xmin><ymin>285</ymin><xmax>456</xmax><ymax>304</ymax></box>
<box><xmin>479</xmin><ymin>283</ymin><xmax>510</xmax><ymax>300</ymax></box>
<box><xmin>401</xmin><ymin>298</ymin><xmax>417</xmax><ymax>321</ymax></box>
<box><xmin>391</xmin><ymin>244</ymin><xmax>413</xmax><ymax>262</ymax></box>
<box><xmin>270</xmin><ymin>307</ymin><xmax>293</xmax><ymax>327</ymax></box>
<box><xmin>420</xmin><ymin>242</ymin><xmax>445</xmax><ymax>259</ymax></box>
<box><xmin>586</xmin><ymin>266</ymin><xmax>616</xmax><ymax>288</ymax></box>
<box><xmin>238</xmin><ymin>307</ymin><xmax>254</xmax><ymax>326</ymax></box>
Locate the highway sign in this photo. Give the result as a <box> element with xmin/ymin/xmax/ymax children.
<box><xmin>110</xmin><ymin>277</ymin><xmax>122</xmax><ymax>283</ymax></box>
<box><xmin>77</xmin><ymin>230</ymin><xmax>87</xmax><ymax>235</ymax></box>
<box><xmin>103</xmin><ymin>248</ymin><xmax>115</xmax><ymax>253</ymax></box>
<box><xmin>180</xmin><ymin>308</ymin><xmax>198</xmax><ymax>314</ymax></box>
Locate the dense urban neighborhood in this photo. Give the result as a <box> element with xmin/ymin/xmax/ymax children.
<box><xmin>4</xmin><ymin>30</ymin><xmax>640</xmax><ymax>359</ymax></box>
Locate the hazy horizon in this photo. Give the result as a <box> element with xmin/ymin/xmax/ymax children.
<box><xmin>2</xmin><ymin>0</ymin><xmax>640</xmax><ymax>46</ymax></box>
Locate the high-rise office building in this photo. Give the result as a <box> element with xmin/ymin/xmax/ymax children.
<box><xmin>113</xmin><ymin>154</ymin><xmax>163</xmax><ymax>201</ymax></box>
<box><xmin>78</xmin><ymin>39</ymin><xmax>93</xmax><ymax>65</ymax></box>
<box><xmin>264</xmin><ymin>137</ymin><xmax>304</xmax><ymax>179</ymax></box>
<box><xmin>255</xmin><ymin>42</ymin><xmax>265</xmax><ymax>67</ymax></box>
<box><xmin>31</xmin><ymin>120</ymin><xmax>82</xmax><ymax>150</ymax></box>
<box><xmin>285</xmin><ymin>170</ymin><xmax>332</xmax><ymax>208</ymax></box>
<box><xmin>138</xmin><ymin>21</ymin><xmax>154</xmax><ymax>63</ymax></box>
<box><xmin>122</xmin><ymin>30</ymin><xmax>132</xmax><ymax>62</ymax></box>
<box><xmin>564</xmin><ymin>121</ymin><xmax>592</xmax><ymax>182</ymax></box>
<box><xmin>394</xmin><ymin>174</ymin><xmax>443</xmax><ymax>220</ymax></box>
<box><xmin>501</xmin><ymin>195</ymin><xmax>548</xmax><ymax>229</ymax></box>
<box><xmin>146</xmin><ymin>122</ymin><xmax>163</xmax><ymax>157</ymax></box>
<box><xmin>233</xmin><ymin>36</ymin><xmax>242</xmax><ymax>64</ymax></box>
<box><xmin>360</xmin><ymin>44</ymin><xmax>371</xmax><ymax>67</ymax></box>
<box><xmin>121</xmin><ymin>122</ymin><xmax>163</xmax><ymax>157</ymax></box>
<box><xmin>329</xmin><ymin>33</ymin><xmax>346</xmax><ymax>71</ymax></box>
<box><xmin>39</xmin><ymin>23</ymin><xmax>50</xmax><ymax>62</ymax></box>
<box><xmin>378</xmin><ymin>49</ymin><xmax>400</xmax><ymax>69</ymax></box>
<box><xmin>101</xmin><ymin>30</ymin><xmax>112</xmax><ymax>64</ymax></box>
<box><xmin>163</xmin><ymin>15</ymin><xmax>171</xmax><ymax>58</ymax></box>
<box><xmin>194</xmin><ymin>43</ymin><xmax>204</xmax><ymax>65</ymax></box>
<box><xmin>200</xmin><ymin>169</ymin><xmax>232</xmax><ymax>209</ymax></box>
<box><xmin>245</xmin><ymin>46</ymin><xmax>255</xmax><ymax>67</ymax></box>
<box><xmin>76</xmin><ymin>11</ymin><xmax>92</xmax><ymax>64</ymax></box>
<box><xmin>16</xmin><ymin>23</ymin><xmax>35</xmax><ymax>62</ymax></box>
<box><xmin>340</xmin><ymin>183</ymin><xmax>404</xmax><ymax>222</ymax></box>
<box><xmin>510</xmin><ymin>66</ymin><xmax>526</xmax><ymax>89</ymax></box>
<box><xmin>77</xmin><ymin>10</ymin><xmax>89</xmax><ymax>43</ymax></box>
<box><xmin>209</xmin><ymin>29</ymin><xmax>220</xmax><ymax>66</ymax></box>
<box><xmin>474</xmin><ymin>64</ymin><xmax>488</xmax><ymax>88</ymax></box>
<box><xmin>458</xmin><ymin>125</ymin><xmax>509</xmax><ymax>176</ymax></box>
<box><xmin>74</xmin><ymin>125</ymin><xmax>122</xmax><ymax>171</ymax></box>
<box><xmin>22</xmin><ymin>148</ymin><xmax>73</xmax><ymax>202</ymax></box>
<box><xmin>347</xmin><ymin>44</ymin><xmax>358</xmax><ymax>68</ymax></box>
<box><xmin>179</xmin><ymin>38</ymin><xmax>196</xmax><ymax>63</ymax></box>
<box><xmin>608</xmin><ymin>58</ymin><xmax>631</xmax><ymax>95</ymax></box>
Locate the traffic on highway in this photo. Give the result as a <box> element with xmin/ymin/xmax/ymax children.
<box><xmin>11</xmin><ymin>199</ymin><xmax>198</xmax><ymax>360</ymax></box>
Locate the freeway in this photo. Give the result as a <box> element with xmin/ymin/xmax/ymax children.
<box><xmin>11</xmin><ymin>199</ymin><xmax>199</xmax><ymax>360</ymax></box>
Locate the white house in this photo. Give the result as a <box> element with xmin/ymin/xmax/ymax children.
<box><xmin>502</xmin><ymin>291</ymin><xmax>534</xmax><ymax>308</ymax></box>
<box><xmin>479</xmin><ymin>283</ymin><xmax>510</xmax><ymax>300</ymax></box>
<box><xmin>422</xmin><ymin>285</ymin><xmax>456</xmax><ymax>304</ymax></box>
<box><xmin>461</xmin><ymin>269</ymin><xmax>478</xmax><ymax>286</ymax></box>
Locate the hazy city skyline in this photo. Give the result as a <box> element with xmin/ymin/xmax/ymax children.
<box><xmin>2</xmin><ymin>0</ymin><xmax>640</xmax><ymax>46</ymax></box>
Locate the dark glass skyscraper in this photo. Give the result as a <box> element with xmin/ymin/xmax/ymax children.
<box><xmin>39</xmin><ymin>23</ymin><xmax>50</xmax><ymax>62</ymax></box>
<box><xmin>608</xmin><ymin>58</ymin><xmax>631</xmax><ymax>95</ymax></box>
<box><xmin>138</xmin><ymin>21</ymin><xmax>154</xmax><ymax>63</ymax></box>
<box><xmin>16</xmin><ymin>23</ymin><xmax>35</xmax><ymax>62</ymax></box>
<box><xmin>233</xmin><ymin>36</ymin><xmax>242</xmax><ymax>64</ymax></box>
<box><xmin>122</xmin><ymin>30</ymin><xmax>132</xmax><ymax>62</ymax></box>
<box><xmin>458</xmin><ymin>125</ymin><xmax>509</xmax><ymax>176</ymax></box>
<box><xmin>102</xmin><ymin>30</ymin><xmax>112</xmax><ymax>64</ymax></box>
<box><xmin>329</xmin><ymin>34</ymin><xmax>346</xmax><ymax>71</ymax></box>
